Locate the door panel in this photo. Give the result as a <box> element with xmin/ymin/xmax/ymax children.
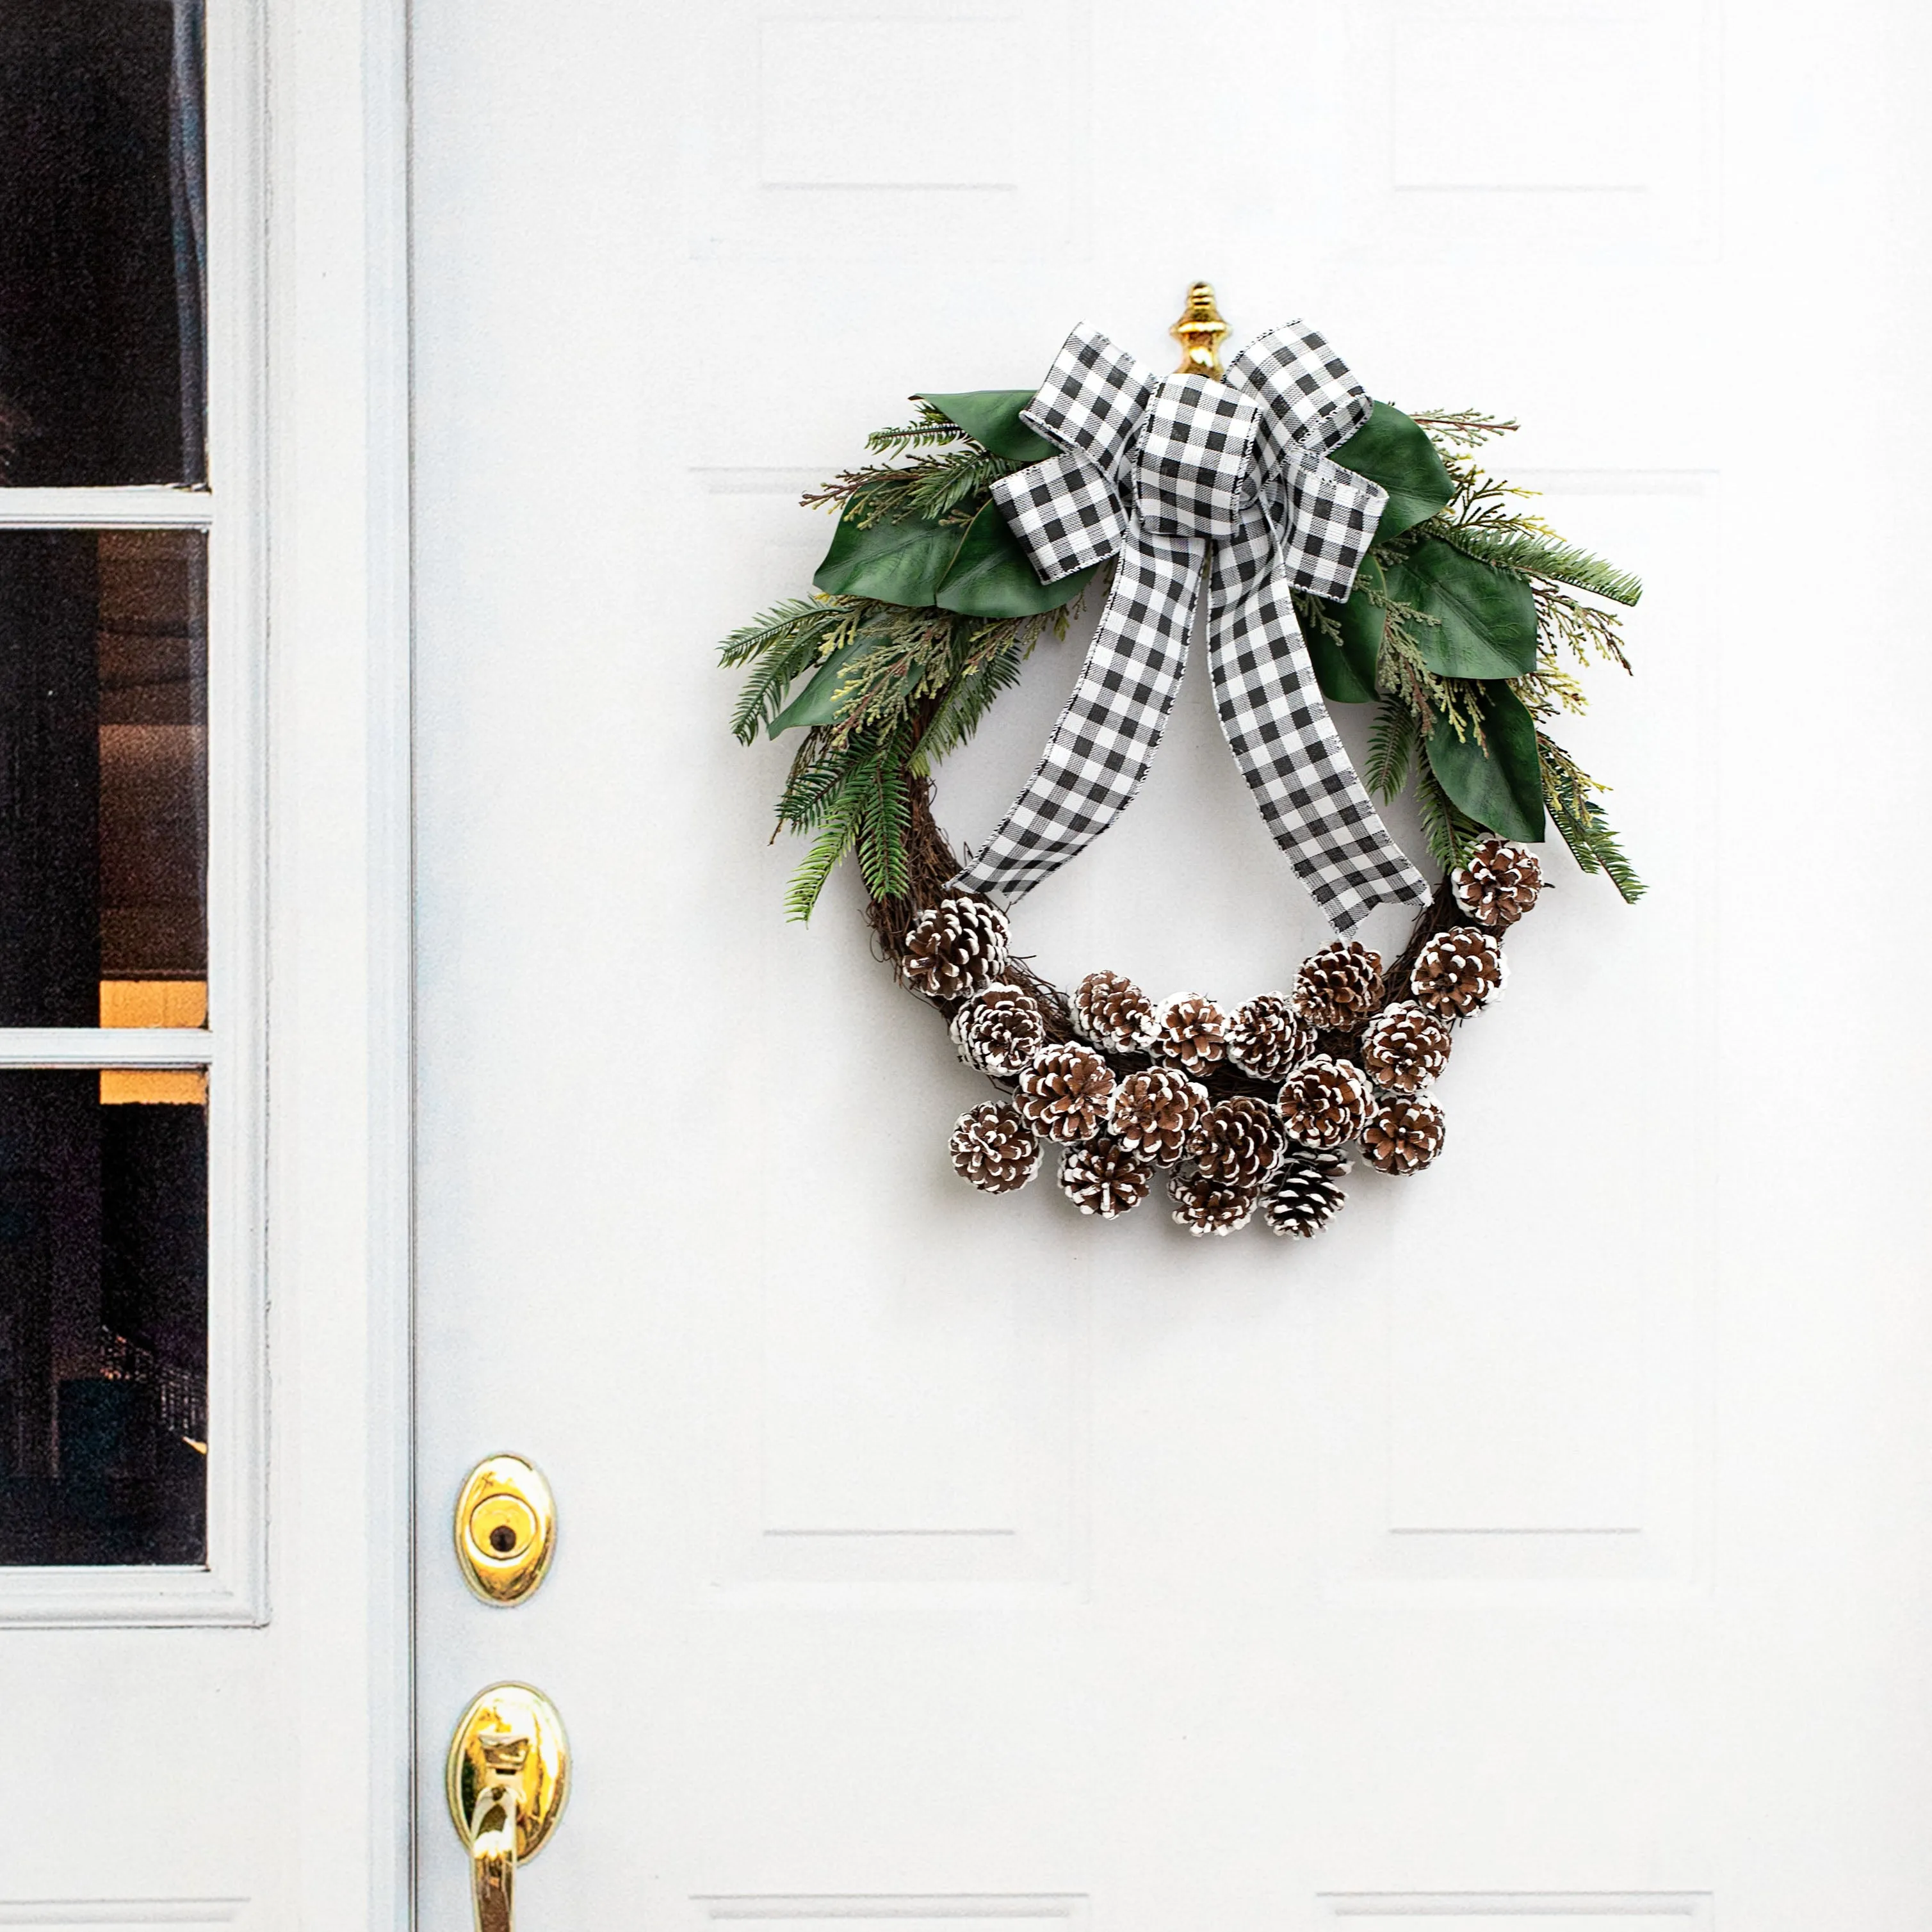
<box><xmin>412</xmin><ymin>3</ymin><xmax>1932</xmax><ymax>1928</ymax></box>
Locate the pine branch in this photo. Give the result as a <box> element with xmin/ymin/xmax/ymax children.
<box><xmin>865</xmin><ymin>403</ymin><xmax>968</xmax><ymax>454</ymax></box>
<box><xmin>1365</xmin><ymin>698</ymin><xmax>1417</xmax><ymax>800</ymax></box>
<box><xmin>1413</xmin><ymin>763</ymin><xmax>1477</xmax><ymax>872</ymax></box>
<box><xmin>1539</xmin><ymin>731</ymin><xmax>1645</xmax><ymax>904</ymax></box>
<box><xmin>1429</xmin><ymin>523</ymin><xmax>1642</xmax><ymax>606</ymax></box>
<box><xmin>722</xmin><ymin>599</ymin><xmax>856</xmax><ymax>744</ymax></box>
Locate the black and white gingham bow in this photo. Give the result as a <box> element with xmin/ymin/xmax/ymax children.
<box><xmin>951</xmin><ymin>321</ymin><xmax>1431</xmax><ymax>934</ymax></box>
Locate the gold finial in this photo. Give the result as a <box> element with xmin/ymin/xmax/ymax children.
<box><xmin>1170</xmin><ymin>281</ymin><xmax>1229</xmax><ymax>380</ymax></box>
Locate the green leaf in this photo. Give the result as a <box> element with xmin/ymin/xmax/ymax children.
<box><xmin>1299</xmin><ymin>560</ymin><xmax>1383</xmax><ymax>704</ymax></box>
<box><xmin>918</xmin><ymin>390</ymin><xmax>1055</xmax><ymax>464</ymax></box>
<box><xmin>1384</xmin><ymin>537</ymin><xmax>1539</xmax><ymax>679</ymax></box>
<box><xmin>813</xmin><ymin>504</ymin><xmax>965</xmax><ymax>606</ymax></box>
<box><xmin>1425</xmin><ymin>683</ymin><xmax>1546</xmax><ymax>841</ymax></box>
<box><xmin>1329</xmin><ymin>402</ymin><xmax>1456</xmax><ymax>539</ymax></box>
<box><xmin>765</xmin><ymin>633</ymin><xmax>869</xmax><ymax>736</ymax></box>
<box><xmin>935</xmin><ymin>503</ymin><xmax>1098</xmax><ymax>617</ymax></box>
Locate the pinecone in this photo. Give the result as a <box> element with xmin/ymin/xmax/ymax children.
<box><xmin>1452</xmin><ymin>837</ymin><xmax>1543</xmax><ymax>929</ymax></box>
<box><xmin>1360</xmin><ymin>1092</ymin><xmax>1447</xmax><ymax>1176</ymax></box>
<box><xmin>902</xmin><ymin>895</ymin><xmax>1010</xmax><ymax>1002</ymax></box>
<box><xmin>1016</xmin><ymin>1041</ymin><xmax>1115</xmax><ymax>1144</ymax></box>
<box><xmin>1259</xmin><ymin>1148</ymin><xmax>1350</xmax><ymax>1238</ymax></box>
<box><xmin>950</xmin><ymin>983</ymin><xmax>1046</xmax><ymax>1078</ymax></box>
<box><xmin>1071</xmin><ymin>969</ymin><xmax>1158</xmax><ymax>1054</ymax></box>
<box><xmin>1057</xmin><ymin>1134</ymin><xmax>1154</xmax><ymax>1219</ymax></box>
<box><xmin>1224</xmin><ymin>993</ymin><xmax>1315</xmax><ymax>1082</ymax></box>
<box><xmin>948</xmin><ymin>1103</ymin><xmax>1040</xmax><ymax>1194</ymax></box>
<box><xmin>1168</xmin><ymin>1167</ymin><xmax>1258</xmax><ymax>1237</ymax></box>
<box><xmin>1410</xmin><ymin>925</ymin><xmax>1506</xmax><ymax>1018</ymax></box>
<box><xmin>1153</xmin><ymin>993</ymin><xmax>1227</xmax><ymax>1074</ymax></box>
<box><xmin>1292</xmin><ymin>941</ymin><xmax>1384</xmax><ymax>1031</ymax></box>
<box><xmin>1359</xmin><ymin>1000</ymin><xmax>1452</xmax><ymax>1094</ymax></box>
<box><xmin>1107</xmin><ymin>1066</ymin><xmax>1208</xmax><ymax>1164</ymax></box>
<box><xmin>1190</xmin><ymin>1095</ymin><xmax>1287</xmax><ymax>1188</ymax></box>
<box><xmin>1277</xmin><ymin>1054</ymin><xmax>1373</xmax><ymax>1150</ymax></box>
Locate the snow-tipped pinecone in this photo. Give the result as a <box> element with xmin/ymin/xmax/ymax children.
<box><xmin>1169</xmin><ymin>1167</ymin><xmax>1258</xmax><ymax>1237</ymax></box>
<box><xmin>1410</xmin><ymin>925</ymin><xmax>1506</xmax><ymax>1018</ymax></box>
<box><xmin>1225</xmin><ymin>993</ymin><xmax>1315</xmax><ymax>1082</ymax></box>
<box><xmin>1452</xmin><ymin>837</ymin><xmax>1543</xmax><ymax>929</ymax></box>
<box><xmin>1292</xmin><ymin>941</ymin><xmax>1384</xmax><ymax>1031</ymax></box>
<box><xmin>1278</xmin><ymin>1054</ymin><xmax>1374</xmax><ymax>1150</ymax></box>
<box><xmin>1108</xmin><ymin>1066</ymin><xmax>1208</xmax><ymax>1164</ymax></box>
<box><xmin>1152</xmin><ymin>993</ymin><xmax>1227</xmax><ymax>1075</ymax></box>
<box><xmin>1360</xmin><ymin>1092</ymin><xmax>1447</xmax><ymax>1176</ymax></box>
<box><xmin>950</xmin><ymin>982</ymin><xmax>1046</xmax><ymax>1078</ymax></box>
<box><xmin>1057</xmin><ymin>1135</ymin><xmax>1154</xmax><ymax>1219</ymax></box>
<box><xmin>1259</xmin><ymin>1148</ymin><xmax>1350</xmax><ymax>1238</ymax></box>
<box><xmin>1360</xmin><ymin>1000</ymin><xmax>1452</xmax><ymax>1094</ymax></box>
<box><xmin>948</xmin><ymin>1103</ymin><xmax>1040</xmax><ymax>1194</ymax></box>
<box><xmin>1190</xmin><ymin>1095</ymin><xmax>1287</xmax><ymax>1188</ymax></box>
<box><xmin>1016</xmin><ymin>1041</ymin><xmax>1115</xmax><ymax>1144</ymax></box>
<box><xmin>902</xmin><ymin>895</ymin><xmax>1009</xmax><ymax>1002</ymax></box>
<box><xmin>1071</xmin><ymin>969</ymin><xmax>1159</xmax><ymax>1055</ymax></box>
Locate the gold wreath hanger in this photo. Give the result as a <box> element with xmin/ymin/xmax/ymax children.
<box><xmin>1170</xmin><ymin>280</ymin><xmax>1229</xmax><ymax>379</ymax></box>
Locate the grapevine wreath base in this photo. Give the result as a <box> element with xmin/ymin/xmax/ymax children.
<box><xmin>723</xmin><ymin>286</ymin><xmax>1640</xmax><ymax>1242</ymax></box>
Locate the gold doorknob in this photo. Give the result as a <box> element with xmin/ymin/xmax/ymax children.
<box><xmin>447</xmin><ymin>1684</ymin><xmax>570</xmax><ymax>1932</ymax></box>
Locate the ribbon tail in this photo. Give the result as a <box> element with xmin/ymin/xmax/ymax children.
<box><xmin>950</xmin><ymin>530</ymin><xmax>1201</xmax><ymax>905</ymax></box>
<box><xmin>1206</xmin><ymin>519</ymin><xmax>1431</xmax><ymax>936</ymax></box>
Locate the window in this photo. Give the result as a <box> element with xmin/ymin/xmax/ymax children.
<box><xmin>0</xmin><ymin>0</ymin><xmax>261</xmax><ymax>1606</ymax></box>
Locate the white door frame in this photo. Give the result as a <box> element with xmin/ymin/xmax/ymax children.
<box><xmin>263</xmin><ymin>0</ymin><xmax>414</xmax><ymax>1919</ymax></box>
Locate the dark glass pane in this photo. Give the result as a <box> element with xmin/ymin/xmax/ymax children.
<box><xmin>0</xmin><ymin>1069</ymin><xmax>206</xmax><ymax>1565</ymax></box>
<box><xmin>0</xmin><ymin>0</ymin><xmax>206</xmax><ymax>486</ymax></box>
<box><xmin>0</xmin><ymin>529</ymin><xmax>207</xmax><ymax>1028</ymax></box>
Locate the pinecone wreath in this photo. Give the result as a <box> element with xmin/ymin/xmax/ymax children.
<box><xmin>1190</xmin><ymin>1095</ymin><xmax>1287</xmax><ymax>1187</ymax></box>
<box><xmin>950</xmin><ymin>983</ymin><xmax>1046</xmax><ymax>1078</ymax></box>
<box><xmin>902</xmin><ymin>895</ymin><xmax>1011</xmax><ymax>1002</ymax></box>
<box><xmin>1360</xmin><ymin>1000</ymin><xmax>1452</xmax><ymax>1093</ymax></box>
<box><xmin>1278</xmin><ymin>1055</ymin><xmax>1374</xmax><ymax>1150</ymax></box>
<box><xmin>1108</xmin><ymin>1066</ymin><xmax>1208</xmax><ymax>1164</ymax></box>
<box><xmin>1152</xmin><ymin>993</ymin><xmax>1228</xmax><ymax>1074</ymax></box>
<box><xmin>1016</xmin><ymin>1041</ymin><xmax>1115</xmax><ymax>1144</ymax></box>
<box><xmin>949</xmin><ymin>1103</ymin><xmax>1041</xmax><ymax>1194</ymax></box>
<box><xmin>1225</xmin><ymin>993</ymin><xmax>1315</xmax><ymax>1082</ymax></box>
<box><xmin>1058</xmin><ymin>1135</ymin><xmax>1155</xmax><ymax>1219</ymax></box>
<box><xmin>1259</xmin><ymin>1148</ymin><xmax>1350</xmax><ymax>1238</ymax></box>
<box><xmin>1411</xmin><ymin>925</ymin><xmax>1507</xmax><ymax>1018</ymax></box>
<box><xmin>1169</xmin><ymin>1167</ymin><xmax>1258</xmax><ymax>1237</ymax></box>
<box><xmin>1452</xmin><ymin>836</ymin><xmax>1544</xmax><ymax>929</ymax></box>
<box><xmin>1293</xmin><ymin>941</ymin><xmax>1384</xmax><ymax>1031</ymax></box>
<box><xmin>1361</xmin><ymin>1093</ymin><xmax>1447</xmax><ymax>1176</ymax></box>
<box><xmin>1071</xmin><ymin>970</ymin><xmax>1159</xmax><ymax>1054</ymax></box>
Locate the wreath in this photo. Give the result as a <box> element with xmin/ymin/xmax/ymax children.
<box><xmin>721</xmin><ymin>286</ymin><xmax>1641</xmax><ymax>1240</ymax></box>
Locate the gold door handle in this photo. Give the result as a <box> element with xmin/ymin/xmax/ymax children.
<box><xmin>447</xmin><ymin>1684</ymin><xmax>570</xmax><ymax>1932</ymax></box>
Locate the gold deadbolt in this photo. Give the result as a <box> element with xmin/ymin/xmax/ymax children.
<box><xmin>455</xmin><ymin>1454</ymin><xmax>556</xmax><ymax>1604</ymax></box>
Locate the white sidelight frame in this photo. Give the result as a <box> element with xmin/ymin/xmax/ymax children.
<box><xmin>0</xmin><ymin>0</ymin><xmax>414</xmax><ymax>1915</ymax></box>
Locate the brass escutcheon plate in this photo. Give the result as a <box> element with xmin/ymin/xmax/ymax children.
<box><xmin>455</xmin><ymin>1454</ymin><xmax>557</xmax><ymax>1605</ymax></box>
<box><xmin>446</xmin><ymin>1682</ymin><xmax>570</xmax><ymax>1861</ymax></box>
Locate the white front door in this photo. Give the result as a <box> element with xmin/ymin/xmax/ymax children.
<box><xmin>412</xmin><ymin>5</ymin><xmax>1932</xmax><ymax>1929</ymax></box>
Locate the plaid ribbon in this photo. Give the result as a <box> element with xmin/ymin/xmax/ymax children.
<box><xmin>950</xmin><ymin>321</ymin><xmax>1431</xmax><ymax>934</ymax></box>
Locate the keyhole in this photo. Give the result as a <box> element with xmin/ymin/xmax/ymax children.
<box><xmin>488</xmin><ymin>1524</ymin><xmax>519</xmax><ymax>1555</ymax></box>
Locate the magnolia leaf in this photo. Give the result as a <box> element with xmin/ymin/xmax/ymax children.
<box><xmin>766</xmin><ymin>633</ymin><xmax>870</xmax><ymax>736</ymax></box>
<box><xmin>1386</xmin><ymin>538</ymin><xmax>1539</xmax><ymax>679</ymax></box>
<box><xmin>1425</xmin><ymin>683</ymin><xmax>1546</xmax><ymax>841</ymax></box>
<box><xmin>919</xmin><ymin>389</ymin><xmax>1055</xmax><ymax>464</ymax></box>
<box><xmin>813</xmin><ymin>504</ymin><xmax>965</xmax><ymax>606</ymax></box>
<box><xmin>936</xmin><ymin>503</ymin><xmax>1098</xmax><ymax>617</ymax></box>
<box><xmin>1300</xmin><ymin>559</ymin><xmax>1384</xmax><ymax>704</ymax></box>
<box><xmin>1329</xmin><ymin>402</ymin><xmax>1456</xmax><ymax>540</ymax></box>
